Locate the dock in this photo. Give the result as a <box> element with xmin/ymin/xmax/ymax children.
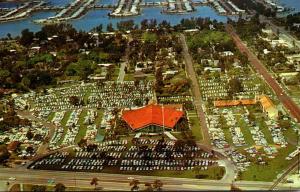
<box><xmin>34</xmin><ymin>0</ymin><xmax>96</xmax><ymax>24</ymax></box>
<box><xmin>163</xmin><ymin>0</ymin><xmax>195</xmax><ymax>14</ymax></box>
<box><xmin>110</xmin><ymin>0</ymin><xmax>141</xmax><ymax>17</ymax></box>
<box><xmin>208</xmin><ymin>0</ymin><xmax>245</xmax><ymax>15</ymax></box>
<box><xmin>0</xmin><ymin>0</ymin><xmax>248</xmax><ymax>23</ymax></box>
<box><xmin>0</xmin><ymin>1</ymin><xmax>45</xmax><ymax>22</ymax></box>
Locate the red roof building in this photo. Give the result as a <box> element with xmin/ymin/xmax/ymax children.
<box><xmin>122</xmin><ymin>104</ymin><xmax>184</xmax><ymax>131</ymax></box>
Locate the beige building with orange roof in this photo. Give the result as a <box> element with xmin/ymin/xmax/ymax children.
<box><xmin>259</xmin><ymin>95</ymin><xmax>278</xmax><ymax>120</ymax></box>
<box><xmin>214</xmin><ymin>99</ymin><xmax>257</xmax><ymax>107</ymax></box>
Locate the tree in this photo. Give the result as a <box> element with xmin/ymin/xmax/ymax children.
<box><xmin>26</xmin><ymin>130</ymin><xmax>34</xmax><ymax>140</ymax></box>
<box><xmin>0</xmin><ymin>69</ymin><xmax>10</xmax><ymax>83</ymax></box>
<box><xmin>54</xmin><ymin>183</ymin><xmax>66</xmax><ymax>192</ymax></box>
<box><xmin>155</xmin><ymin>67</ymin><xmax>164</xmax><ymax>94</ymax></box>
<box><xmin>248</xmin><ymin>111</ymin><xmax>256</xmax><ymax>122</ymax></box>
<box><xmin>78</xmin><ymin>138</ymin><xmax>87</xmax><ymax>148</ymax></box>
<box><xmin>69</xmin><ymin>96</ymin><xmax>80</xmax><ymax>106</ymax></box>
<box><xmin>107</xmin><ymin>23</ymin><xmax>114</xmax><ymax>32</ymax></box>
<box><xmin>94</xmin><ymin>24</ymin><xmax>103</xmax><ymax>33</ymax></box>
<box><xmin>230</xmin><ymin>183</ymin><xmax>242</xmax><ymax>191</ymax></box>
<box><xmin>20</xmin><ymin>29</ymin><xmax>34</xmax><ymax>46</ymax></box>
<box><xmin>0</xmin><ymin>145</ymin><xmax>10</xmax><ymax>163</ymax></box>
<box><xmin>228</xmin><ymin>77</ymin><xmax>243</xmax><ymax>96</ymax></box>
<box><xmin>90</xmin><ymin>177</ymin><xmax>99</xmax><ymax>190</ymax></box>
<box><xmin>31</xmin><ymin>185</ymin><xmax>46</xmax><ymax>192</ymax></box>
<box><xmin>279</xmin><ymin>119</ymin><xmax>291</xmax><ymax>130</ymax></box>
<box><xmin>129</xmin><ymin>179</ymin><xmax>140</xmax><ymax>191</ymax></box>
<box><xmin>144</xmin><ymin>182</ymin><xmax>153</xmax><ymax>191</ymax></box>
<box><xmin>26</xmin><ymin>146</ymin><xmax>34</xmax><ymax>154</ymax></box>
<box><xmin>153</xmin><ymin>180</ymin><xmax>163</xmax><ymax>191</ymax></box>
<box><xmin>6</xmin><ymin>33</ymin><xmax>11</xmax><ymax>40</ymax></box>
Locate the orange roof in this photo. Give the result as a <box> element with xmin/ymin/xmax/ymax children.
<box><xmin>122</xmin><ymin>104</ymin><xmax>184</xmax><ymax>130</ymax></box>
<box><xmin>214</xmin><ymin>99</ymin><xmax>257</xmax><ymax>107</ymax></box>
<box><xmin>260</xmin><ymin>95</ymin><xmax>275</xmax><ymax>110</ymax></box>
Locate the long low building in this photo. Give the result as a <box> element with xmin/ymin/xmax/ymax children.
<box><xmin>214</xmin><ymin>99</ymin><xmax>257</xmax><ymax>107</ymax></box>
<box><xmin>214</xmin><ymin>95</ymin><xmax>278</xmax><ymax>120</ymax></box>
<box><xmin>122</xmin><ymin>104</ymin><xmax>184</xmax><ymax>132</ymax></box>
<box><xmin>259</xmin><ymin>95</ymin><xmax>278</xmax><ymax>120</ymax></box>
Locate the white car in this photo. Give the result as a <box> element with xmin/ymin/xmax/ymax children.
<box><xmin>8</xmin><ymin>177</ymin><xmax>16</xmax><ymax>181</ymax></box>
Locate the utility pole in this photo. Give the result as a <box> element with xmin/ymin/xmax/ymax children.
<box><xmin>162</xmin><ymin>104</ymin><xmax>165</xmax><ymax>133</ymax></box>
<box><xmin>74</xmin><ymin>172</ymin><xmax>77</xmax><ymax>191</ymax></box>
<box><xmin>297</xmin><ymin>129</ymin><xmax>300</xmax><ymax>175</ymax></box>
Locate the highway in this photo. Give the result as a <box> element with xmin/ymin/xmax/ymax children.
<box><xmin>0</xmin><ymin>168</ymin><xmax>295</xmax><ymax>191</ymax></box>
<box><xmin>226</xmin><ymin>24</ymin><xmax>300</xmax><ymax>123</ymax></box>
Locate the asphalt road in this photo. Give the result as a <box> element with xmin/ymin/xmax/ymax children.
<box><xmin>17</xmin><ymin>111</ymin><xmax>57</xmax><ymax>155</ymax></box>
<box><xmin>0</xmin><ymin>168</ymin><xmax>294</xmax><ymax>191</ymax></box>
<box><xmin>226</xmin><ymin>24</ymin><xmax>300</xmax><ymax>123</ymax></box>
<box><xmin>179</xmin><ymin>33</ymin><xmax>211</xmax><ymax>146</ymax></box>
<box><xmin>118</xmin><ymin>62</ymin><xmax>126</xmax><ymax>82</ymax></box>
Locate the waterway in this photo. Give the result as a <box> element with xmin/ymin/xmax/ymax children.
<box><xmin>0</xmin><ymin>0</ymin><xmax>299</xmax><ymax>37</ymax></box>
<box><xmin>278</xmin><ymin>0</ymin><xmax>300</xmax><ymax>12</ymax></box>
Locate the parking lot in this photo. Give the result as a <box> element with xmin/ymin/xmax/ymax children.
<box><xmin>29</xmin><ymin>138</ymin><xmax>220</xmax><ymax>175</ymax></box>
<box><xmin>205</xmin><ymin>105</ymin><xmax>289</xmax><ymax>172</ymax></box>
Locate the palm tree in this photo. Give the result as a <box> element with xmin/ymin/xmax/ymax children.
<box><xmin>6</xmin><ymin>33</ymin><xmax>11</xmax><ymax>40</ymax></box>
<box><xmin>54</xmin><ymin>183</ymin><xmax>66</xmax><ymax>192</ymax></box>
<box><xmin>129</xmin><ymin>179</ymin><xmax>140</xmax><ymax>191</ymax></box>
<box><xmin>153</xmin><ymin>180</ymin><xmax>163</xmax><ymax>191</ymax></box>
<box><xmin>90</xmin><ymin>177</ymin><xmax>99</xmax><ymax>190</ymax></box>
<box><xmin>144</xmin><ymin>182</ymin><xmax>153</xmax><ymax>191</ymax></box>
<box><xmin>31</xmin><ymin>185</ymin><xmax>46</xmax><ymax>192</ymax></box>
<box><xmin>230</xmin><ymin>183</ymin><xmax>242</xmax><ymax>191</ymax></box>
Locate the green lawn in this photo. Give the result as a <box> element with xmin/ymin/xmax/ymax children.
<box><xmin>56</xmin><ymin>111</ymin><xmax>72</xmax><ymax>146</ymax></box>
<box><xmin>284</xmin><ymin>127</ymin><xmax>298</xmax><ymax>145</ymax></box>
<box><xmin>146</xmin><ymin>74</ymin><xmax>155</xmax><ymax>81</ymax></box>
<box><xmin>47</xmin><ymin>112</ymin><xmax>55</xmax><ymax>122</ymax></box>
<box><xmin>239</xmin><ymin>144</ymin><xmax>297</xmax><ymax>181</ymax></box>
<box><xmin>112</xmin><ymin>67</ymin><xmax>120</xmax><ymax>81</ymax></box>
<box><xmin>102</xmin><ymin>166</ymin><xmax>225</xmax><ymax>180</ymax></box>
<box><xmin>124</xmin><ymin>73</ymin><xmax>135</xmax><ymax>81</ymax></box>
<box><xmin>169</xmin><ymin>70</ymin><xmax>187</xmax><ymax>84</ymax></box>
<box><xmin>236</xmin><ymin>115</ymin><xmax>255</xmax><ymax>146</ymax></box>
<box><xmin>74</xmin><ymin>109</ymin><xmax>88</xmax><ymax>144</ymax></box>
<box><xmin>256</xmin><ymin>117</ymin><xmax>274</xmax><ymax>145</ymax></box>
<box><xmin>187</xmin><ymin>110</ymin><xmax>203</xmax><ymax>141</ymax></box>
<box><xmin>95</xmin><ymin>110</ymin><xmax>105</xmax><ymax>136</ymax></box>
<box><xmin>222</xmin><ymin>127</ymin><xmax>233</xmax><ymax>145</ymax></box>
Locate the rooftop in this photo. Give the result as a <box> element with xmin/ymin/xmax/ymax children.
<box><xmin>122</xmin><ymin>104</ymin><xmax>184</xmax><ymax>130</ymax></box>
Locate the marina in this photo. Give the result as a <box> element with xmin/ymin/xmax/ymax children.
<box><xmin>0</xmin><ymin>1</ymin><xmax>46</xmax><ymax>22</ymax></box>
<box><xmin>207</xmin><ymin>0</ymin><xmax>245</xmax><ymax>15</ymax></box>
<box><xmin>110</xmin><ymin>0</ymin><xmax>141</xmax><ymax>17</ymax></box>
<box><xmin>0</xmin><ymin>0</ymin><xmax>296</xmax><ymax>37</ymax></box>
<box><xmin>0</xmin><ymin>0</ymin><xmax>243</xmax><ymax>23</ymax></box>
<box><xmin>35</xmin><ymin>0</ymin><xmax>96</xmax><ymax>24</ymax></box>
<box><xmin>163</xmin><ymin>0</ymin><xmax>194</xmax><ymax>14</ymax></box>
